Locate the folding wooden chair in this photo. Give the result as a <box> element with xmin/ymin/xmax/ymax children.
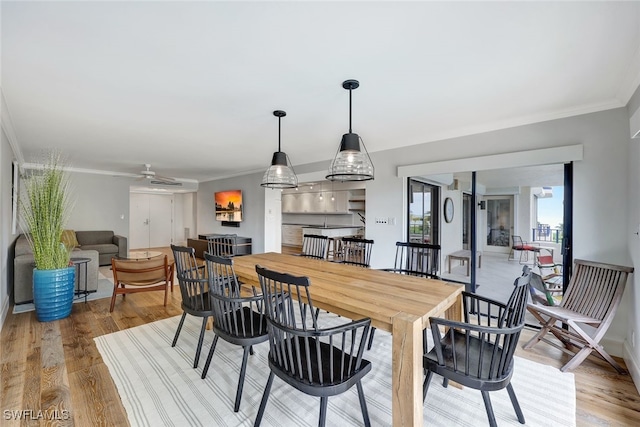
<box><xmin>523</xmin><ymin>259</ymin><xmax>633</xmax><ymax>373</ymax></box>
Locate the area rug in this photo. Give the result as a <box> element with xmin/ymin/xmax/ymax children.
<box><xmin>95</xmin><ymin>313</ymin><xmax>576</xmax><ymax>427</ymax></box>
<box><xmin>13</xmin><ymin>272</ymin><xmax>114</xmax><ymax>314</ymax></box>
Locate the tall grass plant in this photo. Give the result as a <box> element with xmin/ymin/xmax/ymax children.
<box><xmin>19</xmin><ymin>152</ymin><xmax>74</xmax><ymax>270</ymax></box>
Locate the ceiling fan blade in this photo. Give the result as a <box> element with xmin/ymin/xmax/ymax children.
<box><xmin>153</xmin><ymin>174</ymin><xmax>176</xmax><ymax>182</ymax></box>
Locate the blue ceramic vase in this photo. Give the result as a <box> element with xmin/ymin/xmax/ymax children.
<box><xmin>33</xmin><ymin>267</ymin><xmax>76</xmax><ymax>322</ymax></box>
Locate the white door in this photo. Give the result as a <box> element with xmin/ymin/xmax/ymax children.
<box><xmin>149</xmin><ymin>194</ymin><xmax>173</xmax><ymax>247</ymax></box>
<box><xmin>130</xmin><ymin>193</ymin><xmax>174</xmax><ymax>249</ymax></box>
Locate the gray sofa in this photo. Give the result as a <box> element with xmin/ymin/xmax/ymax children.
<box><xmin>13</xmin><ymin>231</ymin><xmax>127</xmax><ymax>305</ymax></box>
<box><xmin>75</xmin><ymin>230</ymin><xmax>127</xmax><ymax>266</ymax></box>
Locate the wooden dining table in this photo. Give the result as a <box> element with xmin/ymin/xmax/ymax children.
<box><xmin>231</xmin><ymin>252</ymin><xmax>464</xmax><ymax>427</ymax></box>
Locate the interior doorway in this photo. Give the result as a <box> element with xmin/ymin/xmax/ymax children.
<box><xmin>130</xmin><ymin>192</ymin><xmax>173</xmax><ymax>249</ymax></box>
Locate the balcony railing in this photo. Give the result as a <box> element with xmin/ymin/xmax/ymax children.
<box><xmin>532</xmin><ymin>227</ymin><xmax>561</xmax><ymax>243</ymax></box>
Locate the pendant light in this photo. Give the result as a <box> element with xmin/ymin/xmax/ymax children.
<box><xmin>261</xmin><ymin>110</ymin><xmax>298</xmax><ymax>189</ymax></box>
<box><xmin>326</xmin><ymin>79</ymin><xmax>374</xmax><ymax>182</ymax></box>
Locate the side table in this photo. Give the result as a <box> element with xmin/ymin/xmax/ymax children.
<box><xmin>71</xmin><ymin>257</ymin><xmax>92</xmax><ymax>303</ymax></box>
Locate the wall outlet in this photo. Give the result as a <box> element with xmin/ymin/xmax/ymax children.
<box><xmin>375</xmin><ymin>217</ymin><xmax>388</xmax><ymax>224</ymax></box>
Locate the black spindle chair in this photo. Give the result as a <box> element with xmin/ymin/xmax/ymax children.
<box><xmin>200</xmin><ymin>253</ymin><xmax>268</xmax><ymax>412</ymax></box>
<box><xmin>335</xmin><ymin>237</ymin><xmax>374</xmax><ymax>267</ymax></box>
<box><xmin>206</xmin><ymin>233</ymin><xmax>238</xmax><ymax>257</ymax></box>
<box><xmin>422</xmin><ymin>269</ymin><xmax>531</xmax><ymax>427</ymax></box>
<box><xmin>254</xmin><ymin>265</ymin><xmax>372</xmax><ymax>427</ymax></box>
<box><xmin>170</xmin><ymin>244</ymin><xmax>213</xmax><ymax>368</ymax></box>
<box><xmin>382</xmin><ymin>241</ymin><xmax>441</xmax><ymax>278</ymax></box>
<box><xmin>299</xmin><ymin>234</ymin><xmax>329</xmax><ymax>260</ymax></box>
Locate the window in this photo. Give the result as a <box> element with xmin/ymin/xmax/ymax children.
<box><xmin>407</xmin><ymin>179</ymin><xmax>440</xmax><ymax>244</ymax></box>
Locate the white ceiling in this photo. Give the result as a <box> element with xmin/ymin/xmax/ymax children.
<box><xmin>2</xmin><ymin>1</ymin><xmax>640</xmax><ymax>183</ymax></box>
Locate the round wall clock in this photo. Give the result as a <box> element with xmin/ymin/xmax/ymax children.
<box><xmin>444</xmin><ymin>197</ymin><xmax>454</xmax><ymax>223</ymax></box>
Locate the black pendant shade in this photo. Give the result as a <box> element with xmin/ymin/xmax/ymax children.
<box><xmin>261</xmin><ymin>110</ymin><xmax>298</xmax><ymax>189</ymax></box>
<box><xmin>326</xmin><ymin>79</ymin><xmax>374</xmax><ymax>182</ymax></box>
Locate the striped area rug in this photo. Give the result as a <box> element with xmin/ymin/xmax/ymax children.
<box><xmin>95</xmin><ymin>314</ymin><xmax>575</xmax><ymax>427</ymax></box>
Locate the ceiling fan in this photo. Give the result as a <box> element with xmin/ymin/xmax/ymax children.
<box><xmin>135</xmin><ymin>164</ymin><xmax>176</xmax><ymax>184</ymax></box>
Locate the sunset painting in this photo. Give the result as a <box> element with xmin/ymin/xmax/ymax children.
<box><xmin>215</xmin><ymin>190</ymin><xmax>243</xmax><ymax>222</ymax></box>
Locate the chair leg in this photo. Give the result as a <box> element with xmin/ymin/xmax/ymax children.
<box><xmin>442</xmin><ymin>378</ymin><xmax>449</xmax><ymax>388</ymax></box>
<box><xmin>109</xmin><ymin>290</ymin><xmax>117</xmax><ymax>312</ymax></box>
<box><xmin>366</xmin><ymin>328</ymin><xmax>376</xmax><ymax>350</ymax></box>
<box><xmin>356</xmin><ymin>380</ymin><xmax>371</xmax><ymax>427</ymax></box>
<box><xmin>422</xmin><ymin>370</ymin><xmax>434</xmax><ymax>402</ymax></box>
<box><xmin>506</xmin><ymin>383</ymin><xmax>525</xmax><ymax>424</ymax></box>
<box><xmin>193</xmin><ymin>316</ymin><xmax>208</xmax><ymax>368</ymax></box>
<box><xmin>254</xmin><ymin>371</ymin><xmax>274</xmax><ymax>427</ymax></box>
<box><xmin>319</xmin><ymin>396</ymin><xmax>328</xmax><ymax>427</ymax></box>
<box><xmin>172</xmin><ymin>312</ymin><xmax>187</xmax><ymax>347</ymax></box>
<box><xmin>233</xmin><ymin>346</ymin><xmax>251</xmax><ymax>412</ymax></box>
<box><xmin>481</xmin><ymin>391</ymin><xmax>498</xmax><ymax>427</ymax></box>
<box><xmin>200</xmin><ymin>335</ymin><xmax>219</xmax><ymax>379</ymax></box>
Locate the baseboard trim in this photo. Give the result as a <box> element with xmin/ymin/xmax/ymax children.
<box><xmin>623</xmin><ymin>341</ymin><xmax>640</xmax><ymax>395</ymax></box>
<box><xmin>0</xmin><ymin>295</ymin><xmax>10</xmax><ymax>333</ymax></box>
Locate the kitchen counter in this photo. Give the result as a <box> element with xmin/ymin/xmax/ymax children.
<box><xmin>301</xmin><ymin>225</ymin><xmax>363</xmax><ymax>238</ymax></box>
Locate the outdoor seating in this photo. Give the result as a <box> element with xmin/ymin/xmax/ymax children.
<box><xmin>423</xmin><ymin>269</ymin><xmax>531</xmax><ymax>427</ymax></box>
<box><xmin>523</xmin><ymin>259</ymin><xmax>634</xmax><ymax>373</ymax></box>
<box><xmin>534</xmin><ymin>250</ymin><xmax>563</xmax><ymax>295</ymax></box>
<box><xmin>508</xmin><ymin>235</ymin><xmax>539</xmax><ymax>264</ymax></box>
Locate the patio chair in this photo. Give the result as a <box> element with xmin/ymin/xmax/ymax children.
<box><xmin>254</xmin><ymin>265</ymin><xmax>372</xmax><ymax>427</ymax></box>
<box><xmin>508</xmin><ymin>235</ymin><xmax>539</xmax><ymax>264</ymax></box>
<box><xmin>423</xmin><ymin>269</ymin><xmax>531</xmax><ymax>427</ymax></box>
<box><xmin>299</xmin><ymin>234</ymin><xmax>329</xmax><ymax>259</ymax></box>
<box><xmin>201</xmin><ymin>253</ymin><xmax>268</xmax><ymax>412</ymax></box>
<box><xmin>534</xmin><ymin>250</ymin><xmax>563</xmax><ymax>295</ymax></box>
<box><xmin>523</xmin><ymin>259</ymin><xmax>634</xmax><ymax>373</ymax></box>
<box><xmin>171</xmin><ymin>244</ymin><xmax>213</xmax><ymax>369</ymax></box>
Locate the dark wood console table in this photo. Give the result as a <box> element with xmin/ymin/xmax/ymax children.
<box><xmin>187</xmin><ymin>235</ymin><xmax>252</xmax><ymax>258</ymax></box>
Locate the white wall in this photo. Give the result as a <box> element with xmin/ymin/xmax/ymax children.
<box><xmin>0</xmin><ymin>127</ymin><xmax>17</xmax><ymax>329</ymax></box>
<box><xmin>67</xmin><ymin>172</ymin><xmax>131</xmax><ymax>237</ymax></box>
<box><xmin>626</xmin><ymin>84</ymin><xmax>640</xmax><ymax>390</ymax></box>
<box><xmin>197</xmin><ymin>171</ymin><xmax>266</xmax><ymax>253</ymax></box>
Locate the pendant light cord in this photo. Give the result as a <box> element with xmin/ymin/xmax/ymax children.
<box><xmin>348</xmin><ymin>87</ymin><xmax>353</xmax><ymax>133</ymax></box>
<box><xmin>278</xmin><ymin>116</ymin><xmax>282</xmax><ymax>152</ymax></box>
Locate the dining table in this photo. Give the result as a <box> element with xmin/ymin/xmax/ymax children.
<box><xmin>231</xmin><ymin>252</ymin><xmax>464</xmax><ymax>427</ymax></box>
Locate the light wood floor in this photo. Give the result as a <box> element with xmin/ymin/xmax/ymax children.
<box><xmin>1</xmin><ymin>246</ymin><xmax>639</xmax><ymax>426</ymax></box>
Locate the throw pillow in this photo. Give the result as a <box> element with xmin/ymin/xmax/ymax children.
<box><xmin>61</xmin><ymin>229</ymin><xmax>79</xmax><ymax>249</ymax></box>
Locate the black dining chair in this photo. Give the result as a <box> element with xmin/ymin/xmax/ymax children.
<box><xmin>206</xmin><ymin>233</ymin><xmax>238</xmax><ymax>257</ymax></box>
<box><xmin>335</xmin><ymin>236</ymin><xmax>374</xmax><ymax>267</ymax></box>
<box><xmin>170</xmin><ymin>244</ymin><xmax>213</xmax><ymax>369</ymax></box>
<box><xmin>422</xmin><ymin>269</ymin><xmax>531</xmax><ymax>427</ymax></box>
<box><xmin>299</xmin><ymin>234</ymin><xmax>329</xmax><ymax>260</ymax></box>
<box><xmin>254</xmin><ymin>265</ymin><xmax>372</xmax><ymax>427</ymax></box>
<box><xmin>382</xmin><ymin>241</ymin><xmax>441</xmax><ymax>278</ymax></box>
<box><xmin>200</xmin><ymin>253</ymin><xmax>268</xmax><ymax>412</ymax></box>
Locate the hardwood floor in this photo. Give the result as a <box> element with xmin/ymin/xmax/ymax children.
<box><xmin>2</xmin><ymin>246</ymin><xmax>639</xmax><ymax>426</ymax></box>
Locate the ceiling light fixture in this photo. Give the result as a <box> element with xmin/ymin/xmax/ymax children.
<box><xmin>261</xmin><ymin>110</ymin><xmax>298</xmax><ymax>189</ymax></box>
<box><xmin>326</xmin><ymin>79</ymin><xmax>374</xmax><ymax>182</ymax></box>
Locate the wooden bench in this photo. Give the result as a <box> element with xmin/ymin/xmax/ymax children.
<box><xmin>448</xmin><ymin>250</ymin><xmax>482</xmax><ymax>276</ymax></box>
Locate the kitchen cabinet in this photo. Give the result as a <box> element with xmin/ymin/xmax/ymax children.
<box><xmin>282</xmin><ymin>190</ymin><xmax>349</xmax><ymax>214</ymax></box>
<box><xmin>282</xmin><ymin>224</ymin><xmax>304</xmax><ymax>246</ymax></box>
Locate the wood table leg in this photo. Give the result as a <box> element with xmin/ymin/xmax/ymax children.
<box><xmin>392</xmin><ymin>313</ymin><xmax>422</xmax><ymax>427</ymax></box>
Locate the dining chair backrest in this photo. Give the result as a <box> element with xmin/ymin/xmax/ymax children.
<box><xmin>300</xmin><ymin>234</ymin><xmax>329</xmax><ymax>260</ymax></box>
<box><xmin>339</xmin><ymin>237</ymin><xmax>374</xmax><ymax>267</ymax></box>
<box><xmin>205</xmin><ymin>253</ymin><xmax>265</xmax><ymax>343</ymax></box>
<box><xmin>171</xmin><ymin>244</ymin><xmax>209</xmax><ymax>313</ymax></box>
<box><xmin>390</xmin><ymin>241</ymin><xmax>441</xmax><ymax>278</ymax></box>
<box><xmin>206</xmin><ymin>234</ymin><xmax>238</xmax><ymax>257</ymax></box>
<box><xmin>254</xmin><ymin>264</ymin><xmax>372</xmax><ymax>426</ymax></box>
